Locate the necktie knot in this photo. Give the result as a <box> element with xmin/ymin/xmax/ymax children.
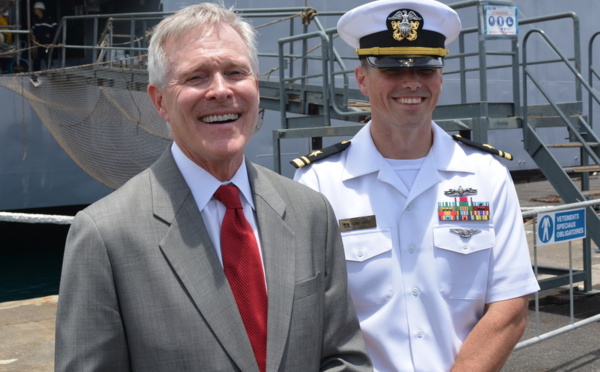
<box><xmin>214</xmin><ymin>184</ymin><xmax>242</xmax><ymax>210</ymax></box>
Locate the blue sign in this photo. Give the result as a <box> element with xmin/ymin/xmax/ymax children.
<box><xmin>537</xmin><ymin>208</ymin><xmax>586</xmax><ymax>246</ymax></box>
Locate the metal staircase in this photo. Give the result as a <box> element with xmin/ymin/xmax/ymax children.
<box><xmin>520</xmin><ymin>21</ymin><xmax>600</xmax><ymax>291</ymax></box>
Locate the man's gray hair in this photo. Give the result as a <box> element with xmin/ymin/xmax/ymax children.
<box><xmin>147</xmin><ymin>2</ymin><xmax>258</xmax><ymax>89</ymax></box>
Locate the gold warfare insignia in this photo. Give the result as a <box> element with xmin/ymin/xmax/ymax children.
<box><xmin>444</xmin><ymin>186</ymin><xmax>477</xmax><ymax>197</ymax></box>
<box><xmin>438</xmin><ymin>186</ymin><xmax>490</xmax><ymax>221</ymax></box>
<box><xmin>339</xmin><ymin>215</ymin><xmax>377</xmax><ymax>232</ymax></box>
<box><xmin>388</xmin><ymin>9</ymin><xmax>422</xmax><ymax>42</ymax></box>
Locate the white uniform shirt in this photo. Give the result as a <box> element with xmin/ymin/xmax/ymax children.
<box><xmin>295</xmin><ymin>122</ymin><xmax>540</xmax><ymax>372</ymax></box>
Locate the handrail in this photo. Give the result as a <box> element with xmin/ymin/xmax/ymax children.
<box><xmin>50</xmin><ymin>9</ymin><xmax>343</xmax><ymax>67</ymax></box>
<box><xmin>324</xmin><ymin>28</ymin><xmax>370</xmax><ymax>119</ymax></box>
<box><xmin>523</xmin><ymin>57</ymin><xmax>600</xmax><ymax>166</ymax></box>
<box><xmin>522</xmin><ymin>29</ymin><xmax>600</xmax><ymax>173</ymax></box>
<box><xmin>278</xmin><ymin>29</ymin><xmax>331</xmax><ymax>128</ymax></box>
<box><xmin>588</xmin><ymin>31</ymin><xmax>600</xmax><ymax>128</ymax></box>
<box><xmin>523</xmin><ymin>28</ymin><xmax>600</xmax><ymax>132</ymax></box>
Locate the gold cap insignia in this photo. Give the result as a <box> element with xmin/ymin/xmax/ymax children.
<box><xmin>388</xmin><ymin>9</ymin><xmax>422</xmax><ymax>42</ymax></box>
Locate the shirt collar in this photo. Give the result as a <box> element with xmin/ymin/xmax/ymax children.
<box><xmin>342</xmin><ymin>122</ymin><xmax>382</xmax><ymax>181</ymax></box>
<box><xmin>171</xmin><ymin>143</ymin><xmax>255</xmax><ymax>211</ymax></box>
<box><xmin>429</xmin><ymin>122</ymin><xmax>473</xmax><ymax>174</ymax></box>
<box><xmin>342</xmin><ymin>121</ymin><xmax>473</xmax><ymax>181</ymax></box>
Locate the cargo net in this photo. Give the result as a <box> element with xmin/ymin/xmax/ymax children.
<box><xmin>0</xmin><ymin>57</ymin><xmax>172</xmax><ymax>190</ymax></box>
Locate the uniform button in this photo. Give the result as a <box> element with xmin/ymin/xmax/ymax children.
<box><xmin>408</xmin><ymin>245</ymin><xmax>415</xmax><ymax>253</ymax></box>
<box><xmin>411</xmin><ymin>287</ymin><xmax>420</xmax><ymax>296</ymax></box>
<box><xmin>417</xmin><ymin>330</ymin><xmax>424</xmax><ymax>338</ymax></box>
<box><xmin>357</xmin><ymin>249</ymin><xmax>364</xmax><ymax>258</ymax></box>
<box><xmin>406</xmin><ymin>203</ymin><xmax>412</xmax><ymax>211</ymax></box>
<box><xmin>462</xmin><ymin>243</ymin><xmax>469</xmax><ymax>250</ymax></box>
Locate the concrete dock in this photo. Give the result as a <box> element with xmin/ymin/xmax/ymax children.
<box><xmin>0</xmin><ymin>296</ymin><xmax>57</xmax><ymax>372</ymax></box>
<box><xmin>2</xmin><ymin>177</ymin><xmax>600</xmax><ymax>372</ymax></box>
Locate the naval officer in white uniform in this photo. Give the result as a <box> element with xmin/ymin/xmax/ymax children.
<box><xmin>293</xmin><ymin>0</ymin><xmax>540</xmax><ymax>371</ymax></box>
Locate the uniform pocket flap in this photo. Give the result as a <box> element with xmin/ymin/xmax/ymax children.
<box><xmin>342</xmin><ymin>228</ymin><xmax>392</xmax><ymax>262</ymax></box>
<box><xmin>433</xmin><ymin>226</ymin><xmax>494</xmax><ymax>255</ymax></box>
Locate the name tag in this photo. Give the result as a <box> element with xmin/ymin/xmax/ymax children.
<box><xmin>339</xmin><ymin>215</ymin><xmax>377</xmax><ymax>232</ymax></box>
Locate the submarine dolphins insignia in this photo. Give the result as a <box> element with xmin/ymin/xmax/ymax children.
<box><xmin>444</xmin><ymin>186</ymin><xmax>477</xmax><ymax>197</ymax></box>
<box><xmin>450</xmin><ymin>228</ymin><xmax>482</xmax><ymax>238</ymax></box>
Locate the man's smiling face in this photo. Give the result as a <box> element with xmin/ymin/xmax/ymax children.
<box><xmin>149</xmin><ymin>22</ymin><xmax>260</xmax><ymax>178</ymax></box>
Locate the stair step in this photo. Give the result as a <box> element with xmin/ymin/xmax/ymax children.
<box><xmin>581</xmin><ymin>189</ymin><xmax>600</xmax><ymax>197</ymax></box>
<box><xmin>348</xmin><ymin>100</ymin><xmax>371</xmax><ymax>111</ymax></box>
<box><xmin>285</xmin><ymin>115</ymin><xmax>327</xmax><ymax>129</ymax></box>
<box><xmin>548</xmin><ymin>142</ymin><xmax>600</xmax><ymax>148</ymax></box>
<box><xmin>563</xmin><ymin>165</ymin><xmax>600</xmax><ymax>173</ymax></box>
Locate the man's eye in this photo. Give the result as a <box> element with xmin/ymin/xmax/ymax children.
<box><xmin>419</xmin><ymin>68</ymin><xmax>436</xmax><ymax>75</ymax></box>
<box><xmin>228</xmin><ymin>70</ymin><xmax>247</xmax><ymax>78</ymax></box>
<box><xmin>186</xmin><ymin>74</ymin><xmax>206</xmax><ymax>84</ymax></box>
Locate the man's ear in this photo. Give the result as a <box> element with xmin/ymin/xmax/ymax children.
<box><xmin>355</xmin><ymin>66</ymin><xmax>370</xmax><ymax>98</ymax></box>
<box><xmin>147</xmin><ymin>84</ymin><xmax>169</xmax><ymax>121</ymax></box>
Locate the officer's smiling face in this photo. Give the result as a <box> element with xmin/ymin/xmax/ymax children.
<box><xmin>355</xmin><ymin>64</ymin><xmax>443</xmax><ymax>132</ymax></box>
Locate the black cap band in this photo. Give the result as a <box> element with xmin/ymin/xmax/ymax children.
<box><xmin>359</xmin><ymin>28</ymin><xmax>446</xmax><ymax>51</ymax></box>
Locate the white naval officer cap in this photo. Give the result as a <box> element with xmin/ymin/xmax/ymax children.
<box><xmin>337</xmin><ymin>0</ymin><xmax>461</xmax><ymax>68</ymax></box>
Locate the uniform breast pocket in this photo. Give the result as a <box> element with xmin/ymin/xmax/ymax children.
<box><xmin>434</xmin><ymin>226</ymin><xmax>495</xmax><ymax>300</ymax></box>
<box><xmin>342</xmin><ymin>228</ymin><xmax>394</xmax><ymax>307</ymax></box>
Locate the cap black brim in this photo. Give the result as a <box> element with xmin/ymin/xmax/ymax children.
<box><xmin>365</xmin><ymin>56</ymin><xmax>444</xmax><ymax>68</ymax></box>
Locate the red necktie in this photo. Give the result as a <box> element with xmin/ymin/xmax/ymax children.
<box><xmin>214</xmin><ymin>184</ymin><xmax>267</xmax><ymax>372</ymax></box>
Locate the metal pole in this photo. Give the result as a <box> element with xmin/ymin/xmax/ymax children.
<box><xmin>26</xmin><ymin>0</ymin><xmax>31</xmax><ymax>72</ymax></box>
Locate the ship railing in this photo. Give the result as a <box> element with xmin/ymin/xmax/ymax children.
<box><xmin>51</xmin><ymin>11</ymin><xmax>169</xmax><ymax>69</ymax></box>
<box><xmin>516</xmin><ymin>199</ymin><xmax>600</xmax><ymax>350</ymax></box>
<box><xmin>588</xmin><ymin>31</ymin><xmax>600</xmax><ymax>131</ymax></box>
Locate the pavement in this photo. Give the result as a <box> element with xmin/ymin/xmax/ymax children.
<box><xmin>2</xmin><ymin>177</ymin><xmax>600</xmax><ymax>372</ymax></box>
<box><xmin>0</xmin><ymin>297</ymin><xmax>57</xmax><ymax>372</ymax></box>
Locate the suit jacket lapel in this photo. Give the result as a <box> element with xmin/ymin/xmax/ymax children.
<box><xmin>151</xmin><ymin>149</ymin><xmax>259</xmax><ymax>372</ymax></box>
<box><xmin>247</xmin><ymin>162</ymin><xmax>296</xmax><ymax>371</ymax></box>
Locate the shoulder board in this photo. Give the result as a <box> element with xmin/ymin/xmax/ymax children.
<box><xmin>290</xmin><ymin>141</ymin><xmax>351</xmax><ymax>168</ymax></box>
<box><xmin>452</xmin><ymin>135</ymin><xmax>513</xmax><ymax>161</ymax></box>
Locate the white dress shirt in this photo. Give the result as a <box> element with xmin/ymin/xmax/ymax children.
<box><xmin>171</xmin><ymin>143</ymin><xmax>265</xmax><ymax>270</ymax></box>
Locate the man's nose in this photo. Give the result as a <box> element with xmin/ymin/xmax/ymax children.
<box><xmin>206</xmin><ymin>73</ymin><xmax>232</xmax><ymax>101</ymax></box>
<box><xmin>400</xmin><ymin>71</ymin><xmax>422</xmax><ymax>90</ymax></box>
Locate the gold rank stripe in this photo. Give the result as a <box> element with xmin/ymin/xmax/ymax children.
<box><xmin>290</xmin><ymin>141</ymin><xmax>351</xmax><ymax>168</ymax></box>
<box><xmin>291</xmin><ymin>156</ymin><xmax>311</xmax><ymax>168</ymax></box>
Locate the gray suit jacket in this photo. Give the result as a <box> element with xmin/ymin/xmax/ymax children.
<box><xmin>55</xmin><ymin>148</ymin><xmax>371</xmax><ymax>372</ymax></box>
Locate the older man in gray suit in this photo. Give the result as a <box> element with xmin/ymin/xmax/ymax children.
<box><xmin>54</xmin><ymin>3</ymin><xmax>371</xmax><ymax>371</ymax></box>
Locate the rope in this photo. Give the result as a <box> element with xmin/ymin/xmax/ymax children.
<box><xmin>255</xmin><ymin>14</ymin><xmax>299</xmax><ymax>29</ymax></box>
<box><xmin>254</xmin><ymin>7</ymin><xmax>318</xmax><ymax>29</ymax></box>
<box><xmin>300</xmin><ymin>7</ymin><xmax>318</xmax><ymax>26</ymax></box>
<box><xmin>0</xmin><ymin>42</ymin><xmax>64</xmax><ymax>58</ymax></box>
<box><xmin>0</xmin><ymin>212</ymin><xmax>74</xmax><ymax>225</ymax></box>
<box><xmin>0</xmin><ymin>206</ymin><xmax>544</xmax><ymax>226</ymax></box>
